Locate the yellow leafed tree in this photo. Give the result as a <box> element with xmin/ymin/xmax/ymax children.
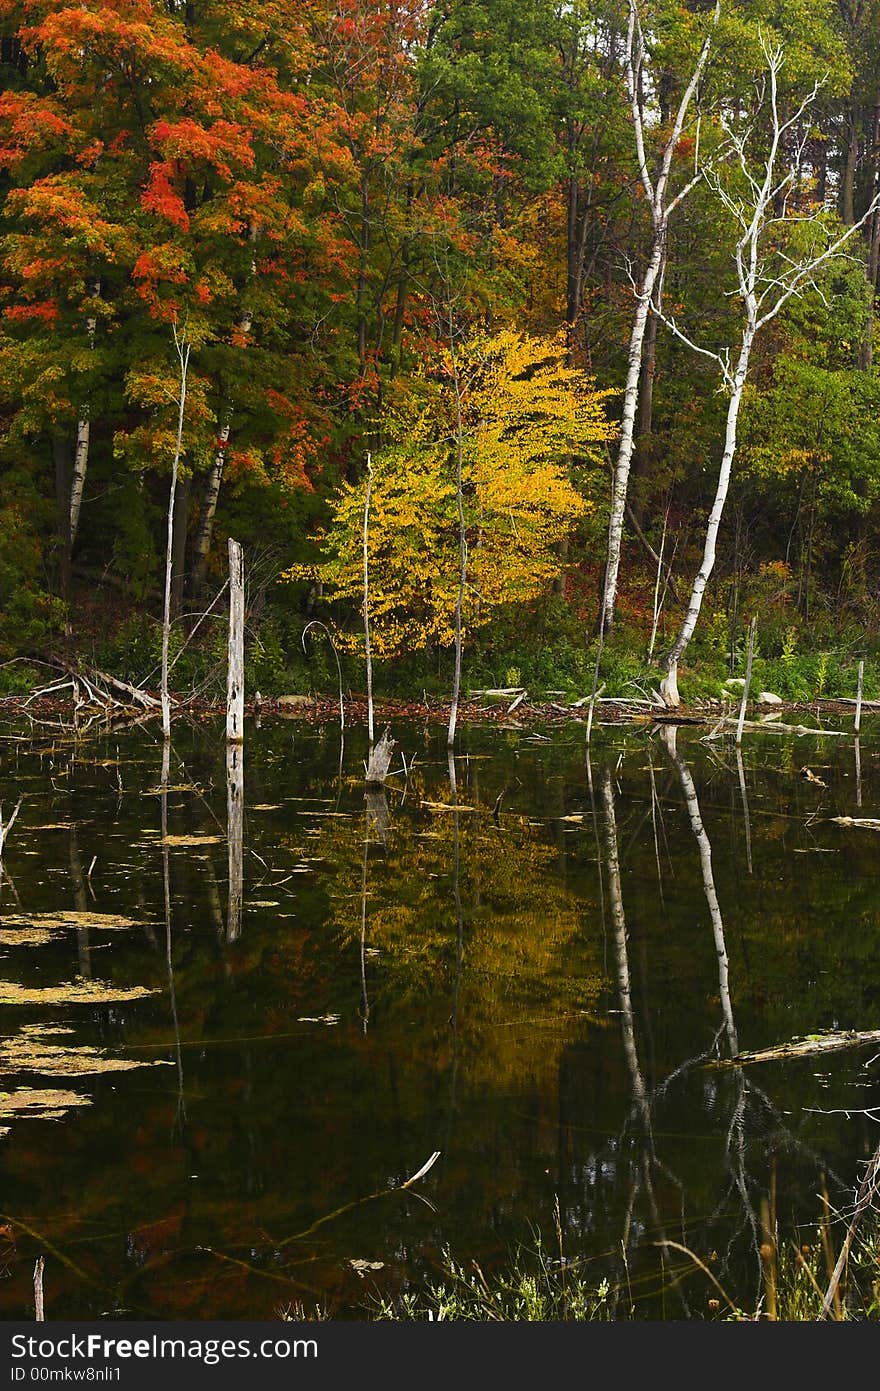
<box><xmin>285</xmin><ymin>329</ymin><xmax>616</xmax><ymax>656</ymax></box>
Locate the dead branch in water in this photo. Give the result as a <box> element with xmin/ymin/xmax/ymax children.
<box><xmin>0</xmin><ymin>796</ymin><xmax>22</xmax><ymax>862</ymax></box>
<box><xmin>34</xmin><ymin>1256</ymin><xmax>44</xmax><ymax>1321</ymax></box>
<box><xmin>820</xmin><ymin>1140</ymin><xmax>880</xmax><ymax>1320</ymax></box>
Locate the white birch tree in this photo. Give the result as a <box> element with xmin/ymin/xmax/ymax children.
<box><xmin>68</xmin><ymin>279</ymin><xmax>100</xmax><ymax>553</ymax></box>
<box><xmin>658</xmin><ymin>40</ymin><xmax>880</xmax><ymax>707</ymax></box>
<box><xmin>160</xmin><ymin>323</ymin><xmax>191</xmax><ymax>744</ymax></box>
<box><xmin>599</xmin><ymin>0</ymin><xmax>719</xmax><ymax>635</ymax></box>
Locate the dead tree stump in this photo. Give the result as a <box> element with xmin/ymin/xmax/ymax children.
<box><xmin>365</xmin><ymin>726</ymin><xmax>395</xmax><ymax>787</ymax></box>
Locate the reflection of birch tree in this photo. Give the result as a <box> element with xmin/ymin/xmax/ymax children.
<box><xmin>659</xmin><ymin>729</ymin><xmax>850</xmax><ymax>1308</ymax></box>
<box><xmin>160</xmin><ymin>742</ymin><xmax>186</xmax><ymax>1132</ymax></box>
<box><xmin>599</xmin><ymin>766</ymin><xmax>685</xmax><ymax>1314</ymax></box>
<box><xmin>600</xmin><ymin>0</ymin><xmax>718</xmax><ymax>635</ymax></box>
<box><xmin>659</xmin><ymin>727</ymin><xmax>759</xmax><ymax>1295</ymax></box>
<box><xmin>226</xmin><ymin>743</ymin><xmax>243</xmax><ymax>942</ymax></box>
<box><xmin>443</xmin><ymin>750</ymin><xmax>465</xmax><ymax>1169</ymax></box>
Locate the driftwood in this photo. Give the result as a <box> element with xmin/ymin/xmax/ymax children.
<box><xmin>88</xmin><ymin>667</ymin><xmax>160</xmax><ymax>709</ymax></box>
<box><xmin>34</xmin><ymin>1256</ymin><xmax>44</xmax><ymax>1322</ymax></box>
<box><xmin>0</xmin><ymin>796</ymin><xmax>22</xmax><ymax>862</ymax></box>
<box><xmin>718</xmin><ymin>717</ymin><xmax>846</xmax><ymax>736</ymax></box>
<box><xmin>365</xmin><ymin>726</ymin><xmax>396</xmax><ymax>787</ymax></box>
<box><xmin>830</xmin><ymin>816</ymin><xmax>880</xmax><ymax>829</ymax></box>
<box><xmin>709</xmin><ymin>1029</ymin><xmax>880</xmax><ymax>1069</ymax></box>
<box><xmin>467</xmin><ymin>687</ymin><xmax>526</xmax><ymax>701</ymax></box>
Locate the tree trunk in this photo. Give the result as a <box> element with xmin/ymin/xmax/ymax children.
<box><xmin>170</xmin><ymin>472</ymin><xmax>190</xmax><ymax>619</ymax></box>
<box><xmin>53</xmin><ymin>436</ymin><xmax>73</xmax><ymax>604</ymax></box>
<box><xmin>600</xmin><ymin>229</ymin><xmax>666</xmax><ymax>634</ymax></box>
<box><xmin>226</xmin><ymin>536</ymin><xmax>245</xmax><ymax>744</ymax></box>
<box><xmin>566</xmin><ymin>170</ymin><xmax>581</xmax><ymax>330</ymax></box>
<box><xmin>363</xmin><ymin>453</ymin><xmax>374</xmax><ymax>747</ymax></box>
<box><xmin>188</xmin><ymin>230</ymin><xmax>256</xmax><ymax>599</ymax></box>
<box><xmin>161</xmin><ymin>332</ymin><xmax>190</xmax><ymax>741</ymax></box>
<box><xmin>447</xmin><ymin>347</ymin><xmax>467</xmax><ymax>749</ymax></box>
<box><xmin>840</xmin><ymin>106</ymin><xmax>858</xmax><ymax>227</ymax></box>
<box><xmin>661</xmin><ymin>324</ymin><xmax>755</xmax><ymax>707</ymax></box>
<box><xmin>629</xmin><ymin>257</ymin><xmax>664</xmax><ymax>527</ymax></box>
<box><xmin>189</xmin><ymin>425</ymin><xmax>228</xmax><ymax>598</ymax></box>
<box><xmin>858</xmin><ymin>100</ymin><xmax>880</xmax><ymax>370</ymax></box>
<box><xmin>69</xmin><ymin>418</ymin><xmax>89</xmax><ymax>547</ymax></box>
<box><xmin>365</xmin><ymin>725</ymin><xmax>396</xmax><ymax>786</ymax></box>
<box><xmin>357</xmin><ymin>174</ymin><xmax>369</xmax><ymax>368</ymax></box>
<box><xmin>68</xmin><ymin>282</ymin><xmax>99</xmax><ymax>552</ymax></box>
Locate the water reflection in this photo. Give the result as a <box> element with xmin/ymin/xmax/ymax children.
<box><xmin>226</xmin><ymin>743</ymin><xmax>243</xmax><ymax>942</ymax></box>
<box><xmin>160</xmin><ymin>744</ymin><xmax>186</xmax><ymax>1134</ymax></box>
<box><xmin>0</xmin><ymin>716</ymin><xmax>876</xmax><ymax>1318</ymax></box>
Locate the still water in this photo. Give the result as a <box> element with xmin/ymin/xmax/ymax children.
<box><xmin>0</xmin><ymin>711</ymin><xmax>878</xmax><ymax>1319</ymax></box>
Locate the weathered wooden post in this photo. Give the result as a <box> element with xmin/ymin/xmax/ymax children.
<box><xmin>735</xmin><ymin>616</ymin><xmax>757</xmax><ymax>747</ymax></box>
<box><xmin>225</xmin><ymin>538</ymin><xmax>244</xmax><ymax>939</ymax></box>
<box><xmin>226</xmin><ymin>537</ymin><xmax>245</xmax><ymax>744</ymax></box>
<box><xmin>855</xmin><ymin>658</ymin><xmax>864</xmax><ymax>736</ymax></box>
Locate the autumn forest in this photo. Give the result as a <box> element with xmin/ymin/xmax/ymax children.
<box><xmin>2</xmin><ymin>0</ymin><xmax>880</xmax><ymax>706</ymax></box>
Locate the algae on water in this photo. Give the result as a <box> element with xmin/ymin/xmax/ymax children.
<box><xmin>0</xmin><ymin>978</ymin><xmax>158</xmax><ymax>1005</ymax></box>
<box><xmin>0</xmin><ymin>1025</ymin><xmax>171</xmax><ymax>1077</ymax></box>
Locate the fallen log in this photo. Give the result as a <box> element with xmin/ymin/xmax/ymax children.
<box><xmin>717</xmin><ymin>717</ymin><xmax>846</xmax><ymax>736</ymax></box>
<box><xmin>709</xmin><ymin>1028</ymin><xmax>880</xmax><ymax>1069</ymax></box>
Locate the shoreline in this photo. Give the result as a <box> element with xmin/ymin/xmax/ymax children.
<box><xmin>0</xmin><ymin>688</ymin><xmax>870</xmax><ymax>736</ymax></box>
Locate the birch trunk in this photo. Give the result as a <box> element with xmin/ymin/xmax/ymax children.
<box><xmin>447</xmin><ymin>347</ymin><xmax>467</xmax><ymax>749</ymax></box>
<box><xmin>660</xmin><ymin>324</ymin><xmax>755</xmax><ymax>707</ymax></box>
<box><xmin>189</xmin><ymin>230</ymin><xmax>257</xmax><ymax>598</ymax></box>
<box><xmin>189</xmin><ymin>423</ymin><xmax>228</xmax><ymax>598</ymax></box>
<box><xmin>601</xmin><ymin>232</ymin><xmax>666</xmax><ymax>633</ymax></box>
<box><xmin>226</xmin><ymin>537</ymin><xmax>245</xmax><ymax>744</ymax></box>
<box><xmin>170</xmin><ymin>473</ymin><xmax>190</xmax><ymax>618</ymax></box>
<box><xmin>69</xmin><ymin>417</ymin><xmax>89</xmax><ymax>547</ymax></box>
<box><xmin>598</xmin><ymin>0</ymin><xmax>718</xmax><ymax>634</ymax></box>
<box><xmin>161</xmin><ymin>332</ymin><xmax>190</xmax><ymax>742</ymax></box>
<box><xmin>68</xmin><ymin>283</ymin><xmax>99</xmax><ymax>551</ymax></box>
<box><xmin>656</xmin><ymin>45</ymin><xmax>880</xmax><ymax>706</ymax></box>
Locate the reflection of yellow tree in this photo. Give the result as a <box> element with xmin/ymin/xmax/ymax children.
<box><xmin>284</xmin><ymin>330</ymin><xmax>616</xmax><ymax>655</ymax></box>
<box><xmin>310</xmin><ymin>791</ymin><xmax>609</xmax><ymax>1095</ymax></box>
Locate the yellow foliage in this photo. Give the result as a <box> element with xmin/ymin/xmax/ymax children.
<box><xmin>284</xmin><ymin>329</ymin><xmax>616</xmax><ymax>656</ymax></box>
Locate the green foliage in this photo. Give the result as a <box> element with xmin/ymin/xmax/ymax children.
<box><xmin>0</xmin><ymin>661</ymin><xmax>43</xmax><ymax>696</ymax></box>
<box><xmin>371</xmin><ymin>1240</ymin><xmax>611</xmax><ymax>1321</ymax></box>
<box><xmin>0</xmin><ymin>463</ymin><xmax>64</xmax><ymax>659</ymax></box>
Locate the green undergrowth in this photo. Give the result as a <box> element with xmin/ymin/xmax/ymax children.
<box><xmin>5</xmin><ymin>583</ymin><xmax>880</xmax><ymax>710</ymax></box>
<box><xmin>277</xmin><ymin>1216</ymin><xmax>880</xmax><ymax>1321</ymax></box>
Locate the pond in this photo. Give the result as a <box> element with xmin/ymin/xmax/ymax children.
<box><xmin>0</xmin><ymin>708</ymin><xmax>878</xmax><ymax>1319</ymax></box>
